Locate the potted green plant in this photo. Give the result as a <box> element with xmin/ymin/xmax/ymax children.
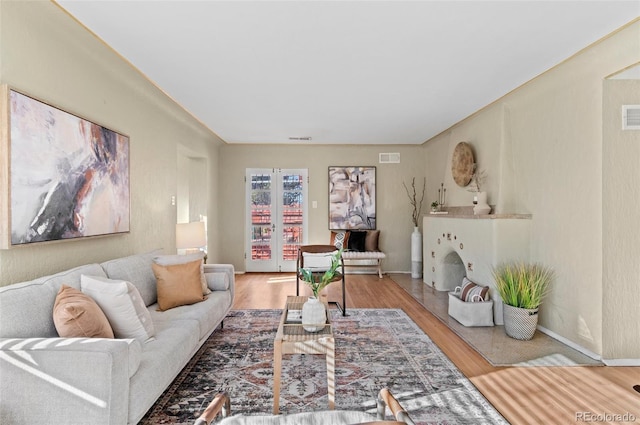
<box><xmin>430</xmin><ymin>201</ymin><xmax>439</xmax><ymax>212</ymax></box>
<box><xmin>492</xmin><ymin>262</ymin><xmax>554</xmax><ymax>340</ymax></box>
<box><xmin>299</xmin><ymin>249</ymin><xmax>343</xmax><ymax>332</ymax></box>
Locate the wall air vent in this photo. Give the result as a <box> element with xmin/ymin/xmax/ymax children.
<box><xmin>379</xmin><ymin>152</ymin><xmax>400</xmax><ymax>164</ymax></box>
<box><xmin>622</xmin><ymin>105</ymin><xmax>640</xmax><ymax>130</ymax></box>
<box><xmin>288</xmin><ymin>136</ymin><xmax>312</xmax><ymax>141</ymax></box>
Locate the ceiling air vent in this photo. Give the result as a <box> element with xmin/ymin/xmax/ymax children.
<box><xmin>622</xmin><ymin>105</ymin><xmax>640</xmax><ymax>130</ymax></box>
<box><xmin>379</xmin><ymin>152</ymin><xmax>400</xmax><ymax>164</ymax></box>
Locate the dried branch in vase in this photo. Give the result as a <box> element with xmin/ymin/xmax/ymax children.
<box><xmin>402</xmin><ymin>177</ymin><xmax>426</xmax><ymax>227</ymax></box>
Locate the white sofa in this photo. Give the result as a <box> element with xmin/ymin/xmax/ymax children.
<box><xmin>0</xmin><ymin>250</ymin><xmax>235</xmax><ymax>425</ymax></box>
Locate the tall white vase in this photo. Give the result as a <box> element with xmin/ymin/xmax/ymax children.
<box><xmin>473</xmin><ymin>191</ymin><xmax>491</xmax><ymax>215</ymax></box>
<box><xmin>302</xmin><ymin>296</ymin><xmax>326</xmax><ymax>332</ymax></box>
<box><xmin>411</xmin><ymin>226</ymin><xmax>422</xmax><ymax>278</ymax></box>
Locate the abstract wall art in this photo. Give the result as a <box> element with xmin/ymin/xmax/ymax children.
<box><xmin>328</xmin><ymin>166</ymin><xmax>376</xmax><ymax>230</ymax></box>
<box><xmin>0</xmin><ymin>86</ymin><xmax>130</xmax><ymax>248</ymax></box>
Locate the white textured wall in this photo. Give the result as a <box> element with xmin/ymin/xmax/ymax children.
<box><xmin>218</xmin><ymin>144</ymin><xmax>427</xmax><ymax>272</ymax></box>
<box><xmin>0</xmin><ymin>2</ymin><xmax>223</xmax><ymax>285</ymax></box>
<box><xmin>603</xmin><ymin>79</ymin><xmax>640</xmax><ymax>360</ymax></box>
<box><xmin>423</xmin><ymin>21</ymin><xmax>640</xmax><ymax>358</ymax></box>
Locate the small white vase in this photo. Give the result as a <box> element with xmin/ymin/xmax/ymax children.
<box><xmin>302</xmin><ymin>296</ymin><xmax>326</xmax><ymax>332</ymax></box>
<box><xmin>473</xmin><ymin>191</ymin><xmax>491</xmax><ymax>215</ymax></box>
<box><xmin>411</xmin><ymin>226</ymin><xmax>422</xmax><ymax>278</ymax></box>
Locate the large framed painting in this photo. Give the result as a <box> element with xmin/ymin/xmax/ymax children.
<box><xmin>328</xmin><ymin>166</ymin><xmax>376</xmax><ymax>230</ymax></box>
<box><xmin>0</xmin><ymin>86</ymin><xmax>130</xmax><ymax>248</ymax></box>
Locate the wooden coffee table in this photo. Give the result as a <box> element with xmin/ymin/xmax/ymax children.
<box><xmin>273</xmin><ymin>295</ymin><xmax>335</xmax><ymax>414</ymax></box>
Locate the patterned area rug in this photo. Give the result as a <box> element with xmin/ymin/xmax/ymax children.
<box><xmin>141</xmin><ymin>309</ymin><xmax>508</xmax><ymax>424</ymax></box>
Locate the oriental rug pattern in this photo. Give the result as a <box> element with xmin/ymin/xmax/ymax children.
<box><xmin>141</xmin><ymin>309</ymin><xmax>508</xmax><ymax>424</ymax></box>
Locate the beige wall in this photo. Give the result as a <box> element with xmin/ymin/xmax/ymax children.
<box><xmin>423</xmin><ymin>21</ymin><xmax>640</xmax><ymax>359</ymax></box>
<box><xmin>603</xmin><ymin>78</ymin><xmax>640</xmax><ymax>360</ymax></box>
<box><xmin>0</xmin><ymin>2</ymin><xmax>223</xmax><ymax>285</ymax></box>
<box><xmin>218</xmin><ymin>144</ymin><xmax>427</xmax><ymax>272</ymax></box>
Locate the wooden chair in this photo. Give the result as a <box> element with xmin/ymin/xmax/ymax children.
<box><xmin>295</xmin><ymin>245</ymin><xmax>347</xmax><ymax>315</ymax></box>
<box><xmin>194</xmin><ymin>388</ymin><xmax>416</xmax><ymax>425</ymax></box>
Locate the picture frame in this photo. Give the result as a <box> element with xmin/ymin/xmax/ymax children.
<box><xmin>328</xmin><ymin>166</ymin><xmax>376</xmax><ymax>230</ymax></box>
<box><xmin>0</xmin><ymin>85</ymin><xmax>130</xmax><ymax>249</ymax></box>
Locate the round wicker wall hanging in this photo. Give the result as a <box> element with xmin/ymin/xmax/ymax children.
<box><xmin>451</xmin><ymin>142</ymin><xmax>475</xmax><ymax>187</ymax></box>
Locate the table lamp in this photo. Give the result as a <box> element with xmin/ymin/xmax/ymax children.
<box><xmin>176</xmin><ymin>221</ymin><xmax>207</xmax><ymax>261</ymax></box>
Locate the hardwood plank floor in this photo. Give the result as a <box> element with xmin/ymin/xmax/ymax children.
<box><xmin>233</xmin><ymin>273</ymin><xmax>640</xmax><ymax>424</ymax></box>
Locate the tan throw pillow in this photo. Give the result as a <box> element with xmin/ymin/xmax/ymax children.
<box><xmin>364</xmin><ymin>230</ymin><xmax>380</xmax><ymax>251</ymax></box>
<box><xmin>152</xmin><ymin>259</ymin><xmax>205</xmax><ymax>311</ymax></box>
<box><xmin>53</xmin><ymin>285</ymin><xmax>114</xmax><ymax>338</ymax></box>
<box><xmin>153</xmin><ymin>253</ymin><xmax>210</xmax><ymax>295</ymax></box>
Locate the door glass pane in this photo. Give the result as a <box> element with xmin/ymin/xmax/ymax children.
<box><xmin>250</xmin><ymin>174</ymin><xmax>272</xmax><ymax>260</ymax></box>
<box><xmin>251</xmin><ymin>226</ymin><xmax>271</xmax><ymax>260</ymax></box>
<box><xmin>281</xmin><ymin>174</ymin><xmax>303</xmax><ymax>261</ymax></box>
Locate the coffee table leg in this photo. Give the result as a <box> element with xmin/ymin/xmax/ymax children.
<box><xmin>326</xmin><ymin>337</ymin><xmax>335</xmax><ymax>410</ymax></box>
<box><xmin>273</xmin><ymin>341</ymin><xmax>282</xmax><ymax>414</ymax></box>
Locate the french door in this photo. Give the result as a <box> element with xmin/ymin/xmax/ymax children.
<box><xmin>245</xmin><ymin>168</ymin><xmax>308</xmax><ymax>272</ymax></box>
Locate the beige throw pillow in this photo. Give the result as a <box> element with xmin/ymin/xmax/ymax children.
<box><xmin>152</xmin><ymin>259</ymin><xmax>205</xmax><ymax>311</ymax></box>
<box><xmin>53</xmin><ymin>285</ymin><xmax>114</xmax><ymax>338</ymax></box>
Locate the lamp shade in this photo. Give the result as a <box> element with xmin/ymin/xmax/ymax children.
<box><xmin>176</xmin><ymin>221</ymin><xmax>206</xmax><ymax>250</ymax></box>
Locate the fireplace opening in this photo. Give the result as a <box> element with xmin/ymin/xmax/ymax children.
<box><xmin>442</xmin><ymin>251</ymin><xmax>466</xmax><ymax>292</ymax></box>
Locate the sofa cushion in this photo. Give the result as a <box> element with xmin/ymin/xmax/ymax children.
<box><xmin>127</xmin><ymin>318</ymin><xmax>201</xmax><ymax>423</ymax></box>
<box><xmin>81</xmin><ymin>275</ymin><xmax>155</xmax><ymax>343</ymax></box>
<box><xmin>152</xmin><ymin>260</ymin><xmax>205</xmax><ymax>311</ymax></box>
<box><xmin>53</xmin><ymin>285</ymin><xmax>114</xmax><ymax>338</ymax></box>
<box><xmin>206</xmin><ymin>272</ymin><xmax>230</xmax><ymax>291</ymax></box>
<box><xmin>149</xmin><ymin>290</ymin><xmax>231</xmax><ymax>340</ymax></box>
<box><xmin>101</xmin><ymin>250</ymin><xmax>161</xmax><ymax>307</ymax></box>
<box><xmin>153</xmin><ymin>253</ymin><xmax>210</xmax><ymax>295</ymax></box>
<box><xmin>0</xmin><ymin>263</ymin><xmax>107</xmax><ymax>338</ymax></box>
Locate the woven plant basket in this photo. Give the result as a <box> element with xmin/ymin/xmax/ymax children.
<box><xmin>503</xmin><ymin>304</ymin><xmax>539</xmax><ymax>340</ymax></box>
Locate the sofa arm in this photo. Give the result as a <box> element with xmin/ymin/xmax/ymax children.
<box><xmin>0</xmin><ymin>337</ymin><xmax>138</xmax><ymax>425</ymax></box>
<box><xmin>204</xmin><ymin>264</ymin><xmax>235</xmax><ymax>301</ymax></box>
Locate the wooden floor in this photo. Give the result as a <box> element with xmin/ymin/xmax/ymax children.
<box><xmin>233</xmin><ymin>273</ymin><xmax>640</xmax><ymax>425</ymax></box>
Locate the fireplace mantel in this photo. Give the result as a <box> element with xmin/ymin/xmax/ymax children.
<box><xmin>426</xmin><ymin>212</ymin><xmax>532</xmax><ymax>220</ymax></box>
<box><xmin>425</xmin><ymin>206</ymin><xmax>531</xmax><ymax>220</ymax></box>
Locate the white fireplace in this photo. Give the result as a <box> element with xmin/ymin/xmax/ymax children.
<box><xmin>423</xmin><ymin>213</ymin><xmax>532</xmax><ymax>325</ymax></box>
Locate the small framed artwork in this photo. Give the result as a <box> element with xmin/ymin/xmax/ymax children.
<box><xmin>328</xmin><ymin>166</ymin><xmax>376</xmax><ymax>230</ymax></box>
<box><xmin>0</xmin><ymin>86</ymin><xmax>130</xmax><ymax>248</ymax></box>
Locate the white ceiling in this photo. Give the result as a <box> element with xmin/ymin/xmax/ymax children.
<box><xmin>56</xmin><ymin>1</ymin><xmax>639</xmax><ymax>145</ymax></box>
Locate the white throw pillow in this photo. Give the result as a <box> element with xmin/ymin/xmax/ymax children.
<box><xmin>80</xmin><ymin>275</ymin><xmax>155</xmax><ymax>343</ymax></box>
<box><xmin>302</xmin><ymin>251</ymin><xmax>337</xmax><ymax>271</ymax></box>
<box><xmin>153</xmin><ymin>253</ymin><xmax>210</xmax><ymax>295</ymax></box>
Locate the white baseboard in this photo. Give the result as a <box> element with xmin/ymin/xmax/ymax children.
<box><xmin>601</xmin><ymin>358</ymin><xmax>640</xmax><ymax>366</ymax></box>
<box><xmin>536</xmin><ymin>325</ymin><xmax>601</xmax><ymax>361</ymax></box>
<box><xmin>537</xmin><ymin>326</ymin><xmax>640</xmax><ymax>365</ymax></box>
